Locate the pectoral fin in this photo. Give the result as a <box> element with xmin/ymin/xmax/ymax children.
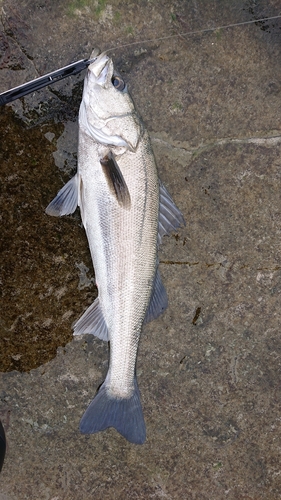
<box><xmin>100</xmin><ymin>151</ymin><xmax>131</xmax><ymax>208</ymax></box>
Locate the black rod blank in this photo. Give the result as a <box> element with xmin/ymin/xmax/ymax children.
<box><xmin>0</xmin><ymin>58</ymin><xmax>93</xmax><ymax>106</ymax></box>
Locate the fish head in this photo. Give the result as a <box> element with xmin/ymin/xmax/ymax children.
<box><xmin>79</xmin><ymin>49</ymin><xmax>142</xmax><ymax>151</ymax></box>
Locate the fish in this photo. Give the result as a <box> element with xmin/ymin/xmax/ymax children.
<box><xmin>46</xmin><ymin>49</ymin><xmax>185</xmax><ymax>444</ymax></box>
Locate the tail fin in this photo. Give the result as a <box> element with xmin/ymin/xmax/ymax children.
<box><xmin>79</xmin><ymin>378</ymin><xmax>146</xmax><ymax>444</ymax></box>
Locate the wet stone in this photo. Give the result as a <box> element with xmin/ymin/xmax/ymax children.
<box><xmin>0</xmin><ymin>106</ymin><xmax>96</xmax><ymax>372</ymax></box>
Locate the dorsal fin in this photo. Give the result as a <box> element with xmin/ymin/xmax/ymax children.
<box><xmin>158</xmin><ymin>183</ymin><xmax>185</xmax><ymax>244</ymax></box>
<box><xmin>144</xmin><ymin>268</ymin><xmax>168</xmax><ymax>323</ymax></box>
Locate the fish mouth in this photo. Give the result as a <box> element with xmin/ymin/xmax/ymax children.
<box><xmin>88</xmin><ymin>49</ymin><xmax>112</xmax><ymax>87</ymax></box>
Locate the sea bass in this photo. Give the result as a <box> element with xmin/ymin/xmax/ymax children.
<box><xmin>46</xmin><ymin>49</ymin><xmax>185</xmax><ymax>444</ymax></box>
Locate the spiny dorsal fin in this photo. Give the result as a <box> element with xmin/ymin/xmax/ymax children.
<box><xmin>158</xmin><ymin>183</ymin><xmax>185</xmax><ymax>244</ymax></box>
<box><xmin>100</xmin><ymin>151</ymin><xmax>131</xmax><ymax>208</ymax></box>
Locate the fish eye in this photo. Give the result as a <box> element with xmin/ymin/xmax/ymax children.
<box><xmin>111</xmin><ymin>75</ymin><xmax>126</xmax><ymax>91</ymax></box>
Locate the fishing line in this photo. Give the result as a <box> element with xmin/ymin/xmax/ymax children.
<box><xmin>106</xmin><ymin>15</ymin><xmax>281</xmax><ymax>53</ymax></box>
<box><xmin>1</xmin><ymin>14</ymin><xmax>280</xmax><ymax>105</ymax></box>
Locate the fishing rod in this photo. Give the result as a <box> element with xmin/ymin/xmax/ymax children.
<box><xmin>0</xmin><ymin>58</ymin><xmax>94</xmax><ymax>106</ymax></box>
<box><xmin>0</xmin><ymin>14</ymin><xmax>280</xmax><ymax>106</ymax></box>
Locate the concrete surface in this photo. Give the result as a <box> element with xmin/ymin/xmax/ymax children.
<box><xmin>1</xmin><ymin>0</ymin><xmax>281</xmax><ymax>498</ymax></box>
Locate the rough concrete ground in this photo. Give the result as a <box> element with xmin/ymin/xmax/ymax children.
<box><xmin>1</xmin><ymin>0</ymin><xmax>281</xmax><ymax>498</ymax></box>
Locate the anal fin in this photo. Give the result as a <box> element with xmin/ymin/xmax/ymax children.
<box><xmin>73</xmin><ymin>297</ymin><xmax>109</xmax><ymax>341</ymax></box>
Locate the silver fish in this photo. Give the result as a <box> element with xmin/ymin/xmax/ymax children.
<box><xmin>46</xmin><ymin>49</ymin><xmax>185</xmax><ymax>444</ymax></box>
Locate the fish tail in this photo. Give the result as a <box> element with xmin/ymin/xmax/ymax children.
<box><xmin>79</xmin><ymin>377</ymin><xmax>146</xmax><ymax>444</ymax></box>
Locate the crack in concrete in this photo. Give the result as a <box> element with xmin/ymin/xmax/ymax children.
<box><xmin>160</xmin><ymin>260</ymin><xmax>281</xmax><ymax>272</ymax></box>
<box><xmin>152</xmin><ymin>133</ymin><xmax>281</xmax><ymax>157</ymax></box>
